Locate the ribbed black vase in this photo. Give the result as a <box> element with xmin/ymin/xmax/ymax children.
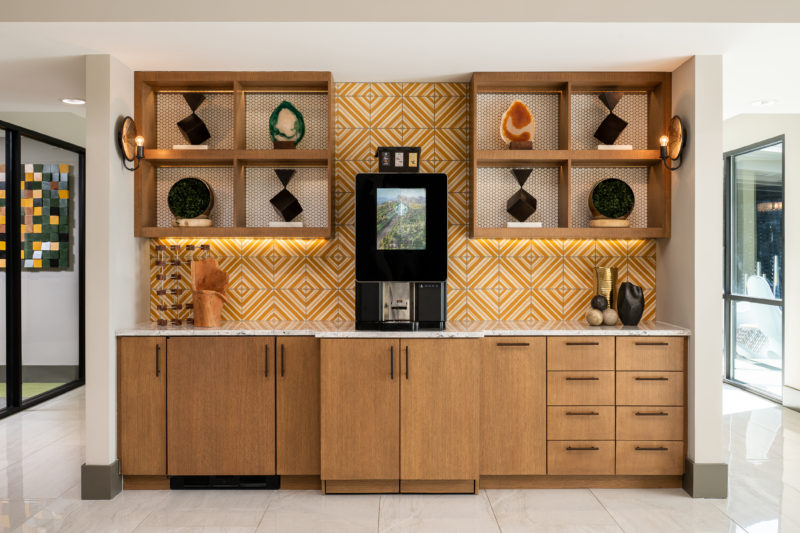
<box><xmin>617</xmin><ymin>282</ymin><xmax>645</xmax><ymax>326</ymax></box>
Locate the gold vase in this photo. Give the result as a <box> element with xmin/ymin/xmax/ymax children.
<box><xmin>594</xmin><ymin>266</ymin><xmax>618</xmax><ymax>309</ymax></box>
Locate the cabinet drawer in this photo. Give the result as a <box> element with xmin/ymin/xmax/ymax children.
<box><xmin>547</xmin><ymin>441</ymin><xmax>615</xmax><ymax>475</ymax></box>
<box><xmin>616</xmin><ymin>372</ymin><xmax>684</xmax><ymax>406</ymax></box>
<box><xmin>547</xmin><ymin>406</ymin><xmax>614</xmax><ymax>440</ymax></box>
<box><xmin>547</xmin><ymin>337</ymin><xmax>615</xmax><ymax>370</ymax></box>
<box><xmin>616</xmin><ymin>407</ymin><xmax>684</xmax><ymax>441</ymax></box>
<box><xmin>616</xmin><ymin>337</ymin><xmax>685</xmax><ymax>371</ymax></box>
<box><xmin>616</xmin><ymin>441</ymin><xmax>684</xmax><ymax>475</ymax></box>
<box><xmin>547</xmin><ymin>371</ymin><xmax>615</xmax><ymax>405</ymax></box>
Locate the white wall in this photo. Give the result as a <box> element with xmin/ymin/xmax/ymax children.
<box><xmin>724</xmin><ymin>113</ymin><xmax>800</xmax><ymax>408</ymax></box>
<box><xmin>658</xmin><ymin>55</ymin><xmax>725</xmax><ymax>464</ymax></box>
<box><xmin>84</xmin><ymin>54</ymin><xmax>149</xmax><ymax>467</ymax></box>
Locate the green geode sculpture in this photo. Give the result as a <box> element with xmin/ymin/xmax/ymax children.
<box><xmin>269</xmin><ymin>101</ymin><xmax>305</xmax><ymax>146</ymax></box>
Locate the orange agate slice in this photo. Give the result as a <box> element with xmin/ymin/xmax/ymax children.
<box><xmin>500</xmin><ymin>100</ymin><xmax>535</xmax><ymax>144</ymax></box>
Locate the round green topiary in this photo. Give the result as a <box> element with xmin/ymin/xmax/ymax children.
<box><xmin>590</xmin><ymin>179</ymin><xmax>634</xmax><ymax>219</ymax></box>
<box><xmin>168</xmin><ymin>178</ymin><xmax>212</xmax><ymax>219</ymax></box>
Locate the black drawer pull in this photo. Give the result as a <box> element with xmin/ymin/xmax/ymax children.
<box><xmin>390</xmin><ymin>346</ymin><xmax>394</xmax><ymax>380</ymax></box>
<box><xmin>156</xmin><ymin>344</ymin><xmax>160</xmax><ymax>377</ymax></box>
<box><xmin>635</xmin><ymin>446</ymin><xmax>669</xmax><ymax>451</ymax></box>
<box><xmin>265</xmin><ymin>344</ymin><xmax>269</xmax><ymax>377</ymax></box>
<box><xmin>635</xmin><ymin>377</ymin><xmax>669</xmax><ymax>381</ymax></box>
<box><xmin>497</xmin><ymin>342</ymin><xmax>530</xmax><ymax>347</ymax></box>
<box><xmin>566</xmin><ymin>411</ymin><xmax>599</xmax><ymax>416</ymax></box>
<box><xmin>566</xmin><ymin>376</ymin><xmax>600</xmax><ymax>381</ymax></box>
<box><xmin>635</xmin><ymin>411</ymin><xmax>668</xmax><ymax>416</ymax></box>
<box><xmin>566</xmin><ymin>342</ymin><xmax>600</xmax><ymax>346</ymax></box>
<box><xmin>635</xmin><ymin>341</ymin><xmax>669</xmax><ymax>346</ymax></box>
<box><xmin>566</xmin><ymin>446</ymin><xmax>599</xmax><ymax>451</ymax></box>
<box><xmin>280</xmin><ymin>344</ymin><xmax>285</xmax><ymax>377</ymax></box>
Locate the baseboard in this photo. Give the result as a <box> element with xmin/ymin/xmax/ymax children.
<box><xmin>280</xmin><ymin>475</ymin><xmax>322</xmax><ymax>490</ymax></box>
<box><xmin>123</xmin><ymin>475</ymin><xmax>170</xmax><ymax>490</ymax></box>
<box><xmin>783</xmin><ymin>385</ymin><xmax>800</xmax><ymax>413</ymax></box>
<box><xmin>480</xmin><ymin>475</ymin><xmax>683</xmax><ymax>489</ymax></box>
<box><xmin>81</xmin><ymin>460</ymin><xmax>122</xmax><ymax>500</ymax></box>
<box><xmin>682</xmin><ymin>459</ymin><xmax>728</xmax><ymax>498</ymax></box>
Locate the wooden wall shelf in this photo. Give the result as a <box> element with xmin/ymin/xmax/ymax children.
<box><xmin>470</xmin><ymin>72</ymin><xmax>672</xmax><ymax>240</ymax></box>
<box><xmin>134</xmin><ymin>71</ymin><xmax>334</xmax><ymax>239</ymax></box>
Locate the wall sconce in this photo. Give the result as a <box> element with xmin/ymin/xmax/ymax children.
<box><xmin>659</xmin><ymin>116</ymin><xmax>686</xmax><ymax>171</ymax></box>
<box><xmin>118</xmin><ymin>116</ymin><xmax>145</xmax><ymax>171</ymax></box>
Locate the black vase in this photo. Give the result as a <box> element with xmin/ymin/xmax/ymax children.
<box><xmin>617</xmin><ymin>282</ymin><xmax>645</xmax><ymax>326</ymax></box>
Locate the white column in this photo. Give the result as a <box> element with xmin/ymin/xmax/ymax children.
<box><xmin>84</xmin><ymin>54</ymin><xmax>149</xmax><ymax>471</ymax></box>
<box><xmin>658</xmin><ymin>55</ymin><xmax>725</xmax><ymax>466</ymax></box>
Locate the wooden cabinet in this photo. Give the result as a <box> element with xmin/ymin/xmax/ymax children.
<box><xmin>547</xmin><ymin>406</ymin><xmax>615</xmax><ymax>441</ymax></box>
<box><xmin>480</xmin><ymin>337</ymin><xmax>546</xmax><ymax>475</ymax></box>
<box><xmin>400</xmin><ymin>339</ymin><xmax>480</xmax><ymax>482</ymax></box>
<box><xmin>320</xmin><ymin>339</ymin><xmax>399</xmax><ymax>482</ymax></box>
<box><xmin>167</xmin><ymin>337</ymin><xmax>275</xmax><ymax>476</ymax></box>
<box><xmin>118</xmin><ymin>337</ymin><xmax>166</xmax><ymax>476</ymax></box>
<box><xmin>548</xmin><ymin>441</ymin><xmax>616</xmax><ymax>475</ymax></box>
<box><xmin>547</xmin><ymin>337</ymin><xmax>615</xmax><ymax>370</ymax></box>
<box><xmin>276</xmin><ymin>337</ymin><xmax>321</xmax><ymax>476</ymax></box>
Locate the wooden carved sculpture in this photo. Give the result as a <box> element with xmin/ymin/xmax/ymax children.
<box><xmin>191</xmin><ymin>257</ymin><xmax>229</xmax><ymax>327</ymax></box>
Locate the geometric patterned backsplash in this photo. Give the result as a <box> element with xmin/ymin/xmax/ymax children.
<box><xmin>150</xmin><ymin>82</ymin><xmax>656</xmax><ymax>323</ymax></box>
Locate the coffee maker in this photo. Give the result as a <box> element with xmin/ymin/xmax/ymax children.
<box><xmin>353</xmin><ymin>172</ymin><xmax>447</xmax><ymax>331</ymax></box>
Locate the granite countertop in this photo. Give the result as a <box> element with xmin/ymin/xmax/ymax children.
<box><xmin>116</xmin><ymin>320</ymin><xmax>690</xmax><ymax>338</ymax></box>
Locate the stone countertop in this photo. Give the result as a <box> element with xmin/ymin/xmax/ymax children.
<box><xmin>116</xmin><ymin>320</ymin><xmax>690</xmax><ymax>338</ymax></box>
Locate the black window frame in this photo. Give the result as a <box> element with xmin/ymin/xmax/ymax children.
<box><xmin>1</xmin><ymin>119</ymin><xmax>85</xmax><ymax>418</ymax></box>
<box><xmin>722</xmin><ymin>135</ymin><xmax>785</xmax><ymax>403</ymax></box>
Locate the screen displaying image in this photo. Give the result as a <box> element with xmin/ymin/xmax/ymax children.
<box><xmin>376</xmin><ymin>188</ymin><xmax>426</xmax><ymax>250</ymax></box>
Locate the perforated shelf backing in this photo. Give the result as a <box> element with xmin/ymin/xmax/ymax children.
<box><xmin>155</xmin><ymin>93</ymin><xmax>234</xmax><ymax>150</ymax></box>
<box><xmin>571</xmin><ymin>93</ymin><xmax>648</xmax><ymax>150</ymax></box>
<box><xmin>246</xmin><ymin>93</ymin><xmax>329</xmax><ymax>150</ymax></box>
<box><xmin>476</xmin><ymin>93</ymin><xmax>560</xmax><ymax>150</ymax></box>
<box><xmin>156</xmin><ymin>167</ymin><xmax>235</xmax><ymax>228</ymax></box>
<box><xmin>475</xmin><ymin>167</ymin><xmax>559</xmax><ymax>228</ymax></box>
<box><xmin>245</xmin><ymin>167</ymin><xmax>328</xmax><ymax>228</ymax></box>
<box><xmin>570</xmin><ymin>167</ymin><xmax>648</xmax><ymax>228</ymax></box>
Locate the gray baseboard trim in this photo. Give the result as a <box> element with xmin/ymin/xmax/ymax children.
<box><xmin>783</xmin><ymin>385</ymin><xmax>800</xmax><ymax>413</ymax></box>
<box><xmin>81</xmin><ymin>460</ymin><xmax>122</xmax><ymax>500</ymax></box>
<box><xmin>683</xmin><ymin>459</ymin><xmax>728</xmax><ymax>498</ymax></box>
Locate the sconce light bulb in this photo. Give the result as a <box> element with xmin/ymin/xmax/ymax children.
<box><xmin>659</xmin><ymin>135</ymin><xmax>669</xmax><ymax>147</ymax></box>
<box><xmin>135</xmin><ymin>136</ymin><xmax>145</xmax><ymax>147</ymax></box>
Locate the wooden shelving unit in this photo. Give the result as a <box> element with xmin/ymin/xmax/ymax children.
<box><xmin>469</xmin><ymin>72</ymin><xmax>672</xmax><ymax>240</ymax></box>
<box><xmin>134</xmin><ymin>71</ymin><xmax>334</xmax><ymax>239</ymax></box>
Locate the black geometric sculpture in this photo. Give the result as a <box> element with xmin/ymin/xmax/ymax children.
<box><xmin>617</xmin><ymin>282</ymin><xmax>645</xmax><ymax>326</ymax></box>
<box><xmin>506</xmin><ymin>168</ymin><xmax>537</xmax><ymax>222</ymax></box>
<box><xmin>594</xmin><ymin>91</ymin><xmax>628</xmax><ymax>145</ymax></box>
<box><xmin>177</xmin><ymin>93</ymin><xmax>211</xmax><ymax>145</ymax></box>
<box><xmin>270</xmin><ymin>169</ymin><xmax>303</xmax><ymax>221</ymax></box>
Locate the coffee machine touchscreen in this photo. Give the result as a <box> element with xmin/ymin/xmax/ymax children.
<box><xmin>376</xmin><ymin>188</ymin><xmax>426</xmax><ymax>250</ymax></box>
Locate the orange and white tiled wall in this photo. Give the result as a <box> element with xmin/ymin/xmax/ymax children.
<box><xmin>149</xmin><ymin>82</ymin><xmax>656</xmax><ymax>323</ymax></box>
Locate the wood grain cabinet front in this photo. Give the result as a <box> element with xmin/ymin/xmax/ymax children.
<box><xmin>547</xmin><ymin>371</ymin><xmax>615</xmax><ymax>405</ymax></box>
<box><xmin>547</xmin><ymin>337</ymin><xmax>615</xmax><ymax>371</ymax></box>
<box><xmin>616</xmin><ymin>406</ymin><xmax>684</xmax><ymax>441</ymax></box>
<box><xmin>480</xmin><ymin>337</ymin><xmax>546</xmax><ymax>475</ymax></box>
<box><xmin>166</xmin><ymin>337</ymin><xmax>276</xmax><ymax>476</ymax></box>
<box><xmin>547</xmin><ymin>406</ymin><xmax>615</xmax><ymax>441</ymax></box>
<box><xmin>616</xmin><ymin>337</ymin><xmax>685</xmax><ymax>371</ymax></box>
<box><xmin>276</xmin><ymin>337</ymin><xmax>321</xmax><ymax>476</ymax></box>
<box><xmin>616</xmin><ymin>372</ymin><xmax>684</xmax><ymax>406</ymax></box>
<box><xmin>615</xmin><ymin>441</ymin><xmax>684</xmax><ymax>475</ymax></box>
<box><xmin>118</xmin><ymin>337</ymin><xmax>166</xmax><ymax>476</ymax></box>
<box><xmin>547</xmin><ymin>441</ymin><xmax>615</xmax><ymax>475</ymax></box>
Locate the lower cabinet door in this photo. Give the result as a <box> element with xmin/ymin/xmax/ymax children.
<box><xmin>167</xmin><ymin>337</ymin><xmax>276</xmax><ymax>476</ymax></box>
<box><xmin>616</xmin><ymin>441</ymin><xmax>685</xmax><ymax>475</ymax></box>
<box><xmin>480</xmin><ymin>337</ymin><xmax>546</xmax><ymax>475</ymax></box>
<box><xmin>547</xmin><ymin>441</ymin><xmax>615</xmax><ymax>475</ymax></box>
<box><xmin>400</xmin><ymin>339</ymin><xmax>480</xmax><ymax>481</ymax></box>
<box><xmin>320</xmin><ymin>339</ymin><xmax>399</xmax><ymax>481</ymax></box>
<box><xmin>276</xmin><ymin>337</ymin><xmax>321</xmax><ymax>475</ymax></box>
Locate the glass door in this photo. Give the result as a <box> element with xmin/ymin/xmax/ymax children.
<box><xmin>724</xmin><ymin>137</ymin><xmax>784</xmax><ymax>400</ymax></box>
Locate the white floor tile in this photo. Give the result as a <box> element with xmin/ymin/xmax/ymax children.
<box><xmin>378</xmin><ymin>493</ymin><xmax>499</xmax><ymax>533</ymax></box>
<box><xmin>256</xmin><ymin>490</ymin><xmax>379</xmax><ymax>533</ymax></box>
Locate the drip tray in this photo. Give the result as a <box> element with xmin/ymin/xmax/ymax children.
<box><xmin>170</xmin><ymin>475</ymin><xmax>280</xmax><ymax>490</ymax></box>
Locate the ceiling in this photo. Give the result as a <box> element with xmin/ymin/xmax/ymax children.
<box><xmin>1</xmin><ymin>22</ymin><xmax>800</xmax><ymax>119</ymax></box>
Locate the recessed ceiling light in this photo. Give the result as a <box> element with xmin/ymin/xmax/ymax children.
<box><xmin>61</xmin><ymin>98</ymin><xmax>85</xmax><ymax>105</ymax></box>
<box><xmin>751</xmin><ymin>99</ymin><xmax>777</xmax><ymax>107</ymax></box>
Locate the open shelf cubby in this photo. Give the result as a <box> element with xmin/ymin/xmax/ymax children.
<box><xmin>470</xmin><ymin>72</ymin><xmax>671</xmax><ymax>240</ymax></box>
<box><xmin>134</xmin><ymin>71</ymin><xmax>334</xmax><ymax>238</ymax></box>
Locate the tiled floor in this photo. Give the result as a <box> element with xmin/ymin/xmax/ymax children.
<box><xmin>1</xmin><ymin>385</ymin><xmax>799</xmax><ymax>532</ymax></box>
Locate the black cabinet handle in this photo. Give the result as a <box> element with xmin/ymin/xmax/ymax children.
<box><xmin>156</xmin><ymin>344</ymin><xmax>160</xmax><ymax>377</ymax></box>
<box><xmin>265</xmin><ymin>344</ymin><xmax>269</xmax><ymax>377</ymax></box>
<box><xmin>635</xmin><ymin>377</ymin><xmax>669</xmax><ymax>381</ymax></box>
<box><xmin>635</xmin><ymin>411</ymin><xmax>668</xmax><ymax>416</ymax></box>
<box><xmin>635</xmin><ymin>341</ymin><xmax>669</xmax><ymax>346</ymax></box>
<box><xmin>566</xmin><ymin>376</ymin><xmax>600</xmax><ymax>381</ymax></box>
<box><xmin>390</xmin><ymin>346</ymin><xmax>394</xmax><ymax>380</ymax></box>
<box><xmin>566</xmin><ymin>446</ymin><xmax>599</xmax><ymax>451</ymax></box>
<box><xmin>405</xmin><ymin>346</ymin><xmax>409</xmax><ymax>380</ymax></box>
<box><xmin>280</xmin><ymin>344</ymin><xmax>285</xmax><ymax>377</ymax></box>
<box><xmin>566</xmin><ymin>411</ymin><xmax>599</xmax><ymax>416</ymax></box>
<box><xmin>496</xmin><ymin>342</ymin><xmax>530</xmax><ymax>347</ymax></box>
<box><xmin>636</xmin><ymin>446</ymin><xmax>669</xmax><ymax>451</ymax></box>
<box><xmin>566</xmin><ymin>342</ymin><xmax>599</xmax><ymax>346</ymax></box>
